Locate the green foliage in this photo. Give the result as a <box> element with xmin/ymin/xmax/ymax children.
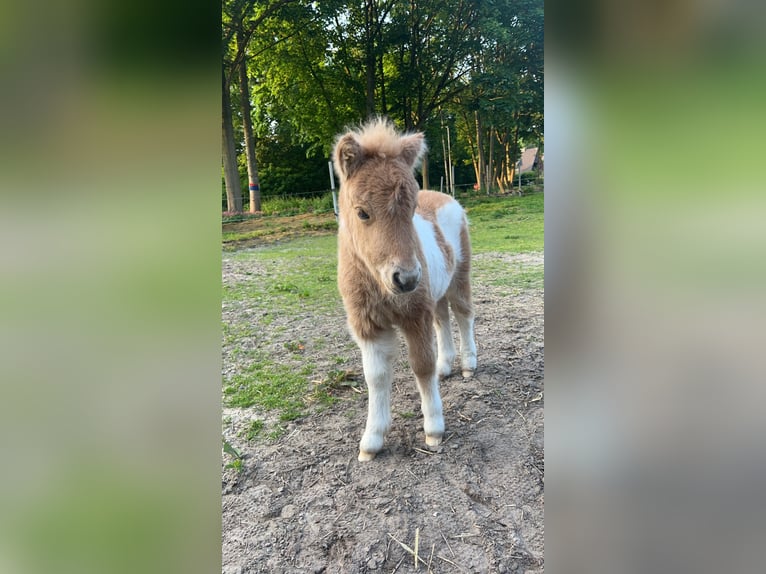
<box><xmin>222</xmin><ymin>438</ymin><xmax>242</xmax><ymax>460</ymax></box>
<box><xmin>254</xmin><ymin>128</ymin><xmax>331</xmax><ymax>197</ymax></box>
<box><xmin>222</xmin><ymin>438</ymin><xmax>244</xmax><ymax>472</ymax></box>
<box><xmin>520</xmin><ymin>170</ymin><xmax>541</xmax><ymax>184</ymax></box>
<box><xmin>256</xmin><ymin>192</ymin><xmax>334</xmax><ymax>216</ymax></box>
<box><xmin>222</xmin><ymin>0</ymin><xmax>544</xmax><ymax>206</ymax></box>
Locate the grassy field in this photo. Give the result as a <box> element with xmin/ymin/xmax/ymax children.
<box><xmin>463</xmin><ymin>191</ymin><xmax>543</xmax><ymax>253</ymax></box>
<box><xmin>222</xmin><ymin>191</ymin><xmax>543</xmax><ymax>439</ymax></box>
<box><xmin>222</xmin><ymin>188</ymin><xmax>543</xmax><ymax>249</ymax></box>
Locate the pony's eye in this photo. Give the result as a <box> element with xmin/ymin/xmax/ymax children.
<box><xmin>357</xmin><ymin>209</ymin><xmax>370</xmax><ymax>221</ymax></box>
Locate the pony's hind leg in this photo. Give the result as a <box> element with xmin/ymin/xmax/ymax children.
<box><xmin>434</xmin><ymin>297</ymin><xmax>456</xmax><ymax>379</ymax></box>
<box><xmin>454</xmin><ymin>307</ymin><xmax>476</xmax><ymax>378</ymax></box>
<box><xmin>357</xmin><ymin>330</ymin><xmax>398</xmax><ymax>461</ymax></box>
<box><xmin>402</xmin><ymin>316</ymin><xmax>445</xmax><ymax>448</ymax></box>
<box><xmin>448</xmin><ymin>283</ymin><xmax>477</xmax><ymax>378</ymax></box>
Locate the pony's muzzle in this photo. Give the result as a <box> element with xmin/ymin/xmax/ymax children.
<box><xmin>392</xmin><ymin>266</ymin><xmax>421</xmax><ymax>293</ymax></box>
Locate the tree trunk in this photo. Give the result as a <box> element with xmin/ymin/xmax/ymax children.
<box><xmin>365</xmin><ymin>0</ymin><xmax>376</xmax><ymax>117</ymax></box>
<box><xmin>441</xmin><ymin>129</ymin><xmax>449</xmax><ymax>193</ymax></box>
<box><xmin>510</xmin><ymin>120</ymin><xmax>521</xmax><ymax>189</ymax></box>
<box><xmin>421</xmin><ymin>151</ymin><xmax>429</xmax><ymax>190</ymax></box>
<box><xmin>488</xmin><ymin>124</ymin><xmax>495</xmax><ymax>193</ymax></box>
<box><xmin>222</xmin><ymin>71</ymin><xmax>243</xmax><ymax>213</ymax></box>
<box><xmin>460</xmin><ymin>110</ymin><xmax>478</xmax><ymax>187</ymax></box>
<box><xmin>446</xmin><ymin>124</ymin><xmax>453</xmax><ymax>195</ymax></box>
<box><xmin>238</xmin><ymin>32</ymin><xmax>261</xmax><ymax>213</ymax></box>
<box><xmin>475</xmin><ymin>110</ymin><xmax>485</xmax><ymax>191</ymax></box>
<box><xmin>378</xmin><ymin>51</ymin><xmax>387</xmax><ymax>115</ymax></box>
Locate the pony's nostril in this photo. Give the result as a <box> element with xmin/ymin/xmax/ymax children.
<box><xmin>392</xmin><ymin>270</ymin><xmax>418</xmax><ymax>293</ymax></box>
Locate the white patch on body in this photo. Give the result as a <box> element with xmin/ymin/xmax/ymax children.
<box><xmin>435</xmin><ymin>199</ymin><xmax>467</xmax><ymax>263</ymax></box>
<box><xmin>413</xmin><ymin>214</ymin><xmax>450</xmax><ymax>301</ymax></box>
<box><xmin>413</xmin><ymin>199</ymin><xmax>466</xmax><ymax>301</ymax></box>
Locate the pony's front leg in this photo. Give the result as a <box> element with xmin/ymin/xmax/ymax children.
<box><xmin>403</xmin><ymin>318</ymin><xmax>445</xmax><ymax>449</ymax></box>
<box><xmin>357</xmin><ymin>330</ymin><xmax>398</xmax><ymax>461</ymax></box>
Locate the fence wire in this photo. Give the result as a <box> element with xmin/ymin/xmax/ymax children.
<box><xmin>222</xmin><ymin>181</ymin><xmax>543</xmax><ymax>217</ymax></box>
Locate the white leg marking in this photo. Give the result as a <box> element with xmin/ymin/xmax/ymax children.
<box><xmin>455</xmin><ymin>312</ymin><xmax>477</xmax><ymax>378</ymax></box>
<box><xmin>417</xmin><ymin>373</ymin><xmax>445</xmax><ymax>447</ymax></box>
<box><xmin>357</xmin><ymin>331</ymin><xmax>398</xmax><ymax>461</ymax></box>
<box><xmin>434</xmin><ymin>301</ymin><xmax>456</xmax><ymax>379</ymax></box>
<box><xmin>435</xmin><ymin>324</ymin><xmax>456</xmax><ymax>379</ymax></box>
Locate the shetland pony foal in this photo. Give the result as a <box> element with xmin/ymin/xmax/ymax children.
<box><xmin>333</xmin><ymin>119</ymin><xmax>476</xmax><ymax>462</ymax></box>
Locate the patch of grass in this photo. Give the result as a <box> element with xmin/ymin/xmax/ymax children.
<box><xmin>244</xmin><ymin>419</ymin><xmax>264</xmax><ymax>441</ymax></box>
<box><xmin>309</xmin><ymin>369</ymin><xmax>362</xmax><ymax>407</ymax></box>
<box><xmin>222</xmin><ymin>212</ymin><xmax>258</xmax><ymax>224</ymax></box>
<box><xmin>221</xmin><ymin>321</ymin><xmax>266</xmax><ymax>350</ymax></box>
<box><xmin>223</xmin><ymin>357</ymin><xmax>313</xmax><ymax>416</ymax></box>
<box><xmin>222</xmin><ymin>202</ymin><xmax>337</xmax><ymax>248</ymax></box>
<box><xmin>284</xmin><ymin>341</ymin><xmax>305</xmax><ymax>353</ymax></box>
<box><xmin>279</xmin><ymin>406</ymin><xmax>305</xmax><ymax>422</ymax></box>
<box><xmin>473</xmin><ymin>258</ymin><xmax>544</xmax><ymax>291</ymax></box>
<box><xmin>398</xmin><ymin>411</ymin><xmax>416</xmax><ymax>419</ymax></box>
<box><xmin>221</xmin><ymin>228</ymin><xmax>274</xmax><ymax>244</ymax></box>
<box><xmin>303</xmin><ymin>220</ymin><xmax>337</xmax><ymax>232</ymax></box>
<box><xmin>511</xmin><ymin>268</ymin><xmax>544</xmax><ymax>290</ymax></box>
<box><xmin>462</xmin><ymin>192</ymin><xmax>544</xmax><ymax>254</ymax></box>
<box><xmin>223</xmin><ymin>235</ymin><xmax>341</xmax><ymax>314</ymax></box>
<box><xmin>266</xmin><ymin>425</ymin><xmax>287</xmax><ymax>440</ymax></box>
<box><xmin>271</xmin><ymin>282</ymin><xmax>310</xmax><ymax>298</ymax></box>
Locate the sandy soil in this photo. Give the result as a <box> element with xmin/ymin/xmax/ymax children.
<box><xmin>222</xmin><ymin>251</ymin><xmax>544</xmax><ymax>573</ymax></box>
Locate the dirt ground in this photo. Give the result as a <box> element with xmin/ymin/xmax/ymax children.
<box><xmin>222</xmin><ymin>251</ymin><xmax>544</xmax><ymax>574</ymax></box>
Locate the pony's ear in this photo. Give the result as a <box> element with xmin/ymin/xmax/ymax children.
<box><xmin>333</xmin><ymin>133</ymin><xmax>364</xmax><ymax>181</ymax></box>
<box><xmin>400</xmin><ymin>132</ymin><xmax>427</xmax><ymax>168</ymax></box>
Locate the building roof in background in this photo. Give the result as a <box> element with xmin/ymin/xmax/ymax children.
<box><xmin>519</xmin><ymin>147</ymin><xmax>539</xmax><ymax>173</ymax></box>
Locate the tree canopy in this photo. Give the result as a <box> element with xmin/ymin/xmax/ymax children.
<box><xmin>222</xmin><ymin>0</ymin><xmax>543</xmax><ymax>211</ymax></box>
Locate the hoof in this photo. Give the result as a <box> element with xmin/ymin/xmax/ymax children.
<box><xmin>462</xmin><ymin>369</ymin><xmax>474</xmax><ymax>378</ymax></box>
<box><xmin>358</xmin><ymin>450</ymin><xmax>377</xmax><ymax>462</ymax></box>
<box><xmin>425</xmin><ymin>433</ymin><xmax>443</xmax><ymax>448</ymax></box>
